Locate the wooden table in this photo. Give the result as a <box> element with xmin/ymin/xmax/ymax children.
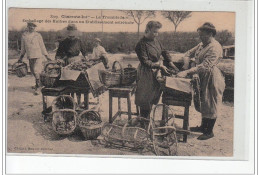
<box><xmin>162</xmin><ymin>87</ymin><xmax>192</xmax><ymax>142</ymax></box>
<box><xmin>108</xmin><ymin>85</ymin><xmax>138</xmax><ymax>123</ymax></box>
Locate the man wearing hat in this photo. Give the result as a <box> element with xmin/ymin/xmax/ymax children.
<box><xmin>177</xmin><ymin>22</ymin><xmax>225</xmax><ymax>140</ymax></box>
<box><xmin>18</xmin><ymin>22</ymin><xmax>51</xmax><ymax>95</ymax></box>
<box><xmin>55</xmin><ymin>24</ymin><xmax>87</xmax><ymax>65</ymax></box>
<box><xmin>89</xmin><ymin>38</ymin><xmax>109</xmax><ymax>69</ymax></box>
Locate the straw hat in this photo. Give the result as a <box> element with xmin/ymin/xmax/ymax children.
<box><xmin>27</xmin><ymin>22</ymin><xmax>37</xmax><ymax>27</ymax></box>
<box><xmin>66</xmin><ymin>24</ymin><xmax>78</xmax><ymax>37</ymax></box>
<box><xmin>94</xmin><ymin>38</ymin><xmax>102</xmax><ymax>43</ymax></box>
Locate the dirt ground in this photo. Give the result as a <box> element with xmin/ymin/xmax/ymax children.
<box><xmin>7</xmin><ymin>54</ymin><xmax>234</xmax><ymax>157</ymax></box>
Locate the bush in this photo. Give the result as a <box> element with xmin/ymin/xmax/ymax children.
<box><xmin>8</xmin><ymin>30</ymin><xmax>235</xmax><ymax>54</ymax></box>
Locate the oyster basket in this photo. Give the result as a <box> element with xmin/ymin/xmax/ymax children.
<box><xmin>121</xmin><ymin>64</ymin><xmax>137</xmax><ymax>85</ymax></box>
<box><xmin>12</xmin><ymin>62</ymin><xmax>28</xmax><ymax>77</ymax></box>
<box><xmin>148</xmin><ymin>104</ymin><xmax>178</xmax><ymax>156</ymax></box>
<box><xmin>40</xmin><ymin>62</ymin><xmax>61</xmax><ymax>88</ymax></box>
<box><xmin>101</xmin><ymin>117</ymin><xmax>150</xmax><ymax>150</ymax></box>
<box><xmin>98</xmin><ymin>61</ymin><xmax>122</xmax><ymax>87</ymax></box>
<box><xmin>78</xmin><ymin>110</ymin><xmax>102</xmax><ymax>140</ymax></box>
<box><xmin>52</xmin><ymin>109</ymin><xmax>78</xmax><ymax>135</ymax></box>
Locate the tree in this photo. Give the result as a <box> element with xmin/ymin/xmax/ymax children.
<box><xmin>161</xmin><ymin>11</ymin><xmax>192</xmax><ymax>32</ymax></box>
<box><xmin>215</xmin><ymin>30</ymin><xmax>233</xmax><ymax>46</ymax></box>
<box><xmin>123</xmin><ymin>10</ymin><xmax>155</xmax><ymax>39</ymax></box>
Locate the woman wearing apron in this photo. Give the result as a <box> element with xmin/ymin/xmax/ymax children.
<box><xmin>135</xmin><ymin>21</ymin><xmax>177</xmax><ymax>126</ymax></box>
<box><xmin>177</xmin><ymin>22</ymin><xmax>225</xmax><ymax>140</ymax></box>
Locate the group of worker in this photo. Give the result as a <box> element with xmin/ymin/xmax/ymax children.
<box><xmin>17</xmin><ymin>20</ymin><xmax>225</xmax><ymax>141</ymax></box>
<box><xmin>18</xmin><ymin>23</ymin><xmax>109</xmax><ymax>95</ymax></box>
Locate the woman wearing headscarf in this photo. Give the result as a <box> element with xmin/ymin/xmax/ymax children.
<box><xmin>177</xmin><ymin>22</ymin><xmax>226</xmax><ymax>140</ymax></box>
<box><xmin>135</xmin><ymin>21</ymin><xmax>178</xmax><ymax>124</ymax></box>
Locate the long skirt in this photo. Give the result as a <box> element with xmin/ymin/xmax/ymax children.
<box><xmin>198</xmin><ymin>66</ymin><xmax>225</xmax><ymax>119</ymax></box>
<box><xmin>135</xmin><ymin>64</ymin><xmax>162</xmax><ymax>111</ymax></box>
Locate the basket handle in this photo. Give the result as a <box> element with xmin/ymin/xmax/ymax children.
<box><xmin>52</xmin><ymin>108</ymin><xmax>78</xmax><ymax>114</ymax></box>
<box><xmin>122</xmin><ymin>117</ymin><xmax>148</xmax><ymax>136</ymax></box>
<box><xmin>78</xmin><ymin>110</ymin><xmax>101</xmax><ymax>121</ymax></box>
<box><xmin>44</xmin><ymin>62</ymin><xmax>60</xmax><ymax>72</ymax></box>
<box><xmin>148</xmin><ymin>104</ymin><xmax>175</xmax><ymax>135</ymax></box>
<box><xmin>12</xmin><ymin>61</ymin><xmax>27</xmax><ymax>70</ymax></box>
<box><xmin>112</xmin><ymin>61</ymin><xmax>124</xmax><ymax>75</ymax></box>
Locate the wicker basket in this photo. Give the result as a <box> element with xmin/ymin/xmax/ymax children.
<box><xmin>101</xmin><ymin>118</ymin><xmax>150</xmax><ymax>149</ymax></box>
<box><xmin>52</xmin><ymin>109</ymin><xmax>78</xmax><ymax>135</ymax></box>
<box><xmin>101</xmin><ymin>123</ymin><xmax>125</xmax><ymax>144</ymax></box>
<box><xmin>78</xmin><ymin>110</ymin><xmax>102</xmax><ymax>140</ymax></box>
<box><xmin>52</xmin><ymin>95</ymin><xmax>76</xmax><ymax>112</ymax></box>
<box><xmin>149</xmin><ymin>104</ymin><xmax>178</xmax><ymax>156</ymax></box>
<box><xmin>151</xmin><ymin>126</ymin><xmax>178</xmax><ymax>156</ymax></box>
<box><xmin>121</xmin><ymin>64</ymin><xmax>137</xmax><ymax>85</ymax></box>
<box><xmin>12</xmin><ymin>62</ymin><xmax>28</xmax><ymax>77</ymax></box>
<box><xmin>98</xmin><ymin>61</ymin><xmax>123</xmax><ymax>86</ymax></box>
<box><xmin>40</xmin><ymin>62</ymin><xmax>61</xmax><ymax>88</ymax></box>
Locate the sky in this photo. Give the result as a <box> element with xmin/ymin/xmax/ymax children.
<box><xmin>8</xmin><ymin>8</ymin><xmax>235</xmax><ymax>33</ymax></box>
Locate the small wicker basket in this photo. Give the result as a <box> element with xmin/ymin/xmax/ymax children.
<box><xmin>52</xmin><ymin>109</ymin><xmax>78</xmax><ymax>135</ymax></box>
<box><xmin>12</xmin><ymin>62</ymin><xmax>28</xmax><ymax>77</ymax></box>
<box><xmin>98</xmin><ymin>61</ymin><xmax>123</xmax><ymax>87</ymax></box>
<box><xmin>121</xmin><ymin>64</ymin><xmax>137</xmax><ymax>85</ymax></box>
<box><xmin>78</xmin><ymin>110</ymin><xmax>103</xmax><ymax>140</ymax></box>
<box><xmin>40</xmin><ymin>62</ymin><xmax>61</xmax><ymax>88</ymax></box>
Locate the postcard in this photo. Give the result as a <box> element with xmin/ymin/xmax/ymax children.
<box><xmin>7</xmin><ymin>7</ymin><xmax>236</xmax><ymax>157</ymax></box>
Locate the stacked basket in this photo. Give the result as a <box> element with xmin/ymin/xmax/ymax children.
<box><xmin>51</xmin><ymin>95</ymin><xmax>78</xmax><ymax>135</ymax></box>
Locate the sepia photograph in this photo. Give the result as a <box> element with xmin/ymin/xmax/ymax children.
<box><xmin>7</xmin><ymin>8</ymin><xmax>236</xmax><ymax>157</ymax></box>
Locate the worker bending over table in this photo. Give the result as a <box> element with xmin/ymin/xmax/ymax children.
<box><xmin>55</xmin><ymin>24</ymin><xmax>87</xmax><ymax>66</ymax></box>
<box><xmin>134</xmin><ymin>20</ymin><xmax>179</xmax><ymax>128</ymax></box>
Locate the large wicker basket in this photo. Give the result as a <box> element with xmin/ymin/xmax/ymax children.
<box><xmin>121</xmin><ymin>64</ymin><xmax>137</xmax><ymax>85</ymax></box>
<box><xmin>12</xmin><ymin>62</ymin><xmax>28</xmax><ymax>77</ymax></box>
<box><xmin>98</xmin><ymin>61</ymin><xmax>122</xmax><ymax>87</ymax></box>
<box><xmin>99</xmin><ymin>61</ymin><xmax>137</xmax><ymax>87</ymax></box>
<box><xmin>52</xmin><ymin>109</ymin><xmax>78</xmax><ymax>135</ymax></box>
<box><xmin>148</xmin><ymin>104</ymin><xmax>178</xmax><ymax>156</ymax></box>
<box><xmin>40</xmin><ymin>62</ymin><xmax>61</xmax><ymax>88</ymax></box>
<box><xmin>78</xmin><ymin>110</ymin><xmax>102</xmax><ymax>140</ymax></box>
<box><xmin>101</xmin><ymin>117</ymin><xmax>150</xmax><ymax>150</ymax></box>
